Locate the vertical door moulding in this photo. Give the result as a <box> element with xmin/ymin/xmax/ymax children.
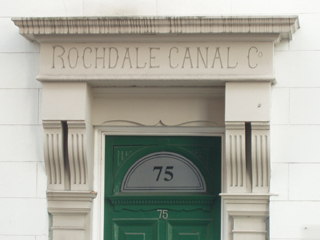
<box><xmin>251</xmin><ymin>122</ymin><xmax>270</xmax><ymax>193</ymax></box>
<box><xmin>225</xmin><ymin>122</ymin><xmax>248</xmax><ymax>193</ymax></box>
<box><xmin>43</xmin><ymin>120</ymin><xmax>66</xmax><ymax>190</ymax></box>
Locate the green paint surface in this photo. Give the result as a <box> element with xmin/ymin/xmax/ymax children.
<box><xmin>105</xmin><ymin>136</ymin><xmax>221</xmax><ymax>240</ymax></box>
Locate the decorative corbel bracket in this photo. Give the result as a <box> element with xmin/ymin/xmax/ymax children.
<box><xmin>67</xmin><ymin>121</ymin><xmax>90</xmax><ymax>191</ymax></box>
<box><xmin>43</xmin><ymin>121</ymin><xmax>66</xmax><ymax>190</ymax></box>
<box><xmin>251</xmin><ymin>122</ymin><xmax>270</xmax><ymax>193</ymax></box>
<box><xmin>43</xmin><ymin>120</ymin><xmax>92</xmax><ymax>191</ymax></box>
<box><xmin>225</xmin><ymin>121</ymin><xmax>270</xmax><ymax>194</ymax></box>
<box><xmin>225</xmin><ymin>122</ymin><xmax>248</xmax><ymax>193</ymax></box>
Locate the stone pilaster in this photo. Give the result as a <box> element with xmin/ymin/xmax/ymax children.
<box><xmin>47</xmin><ymin>191</ymin><xmax>97</xmax><ymax>240</ymax></box>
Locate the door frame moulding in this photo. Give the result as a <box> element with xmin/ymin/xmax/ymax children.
<box><xmin>92</xmin><ymin>126</ymin><xmax>225</xmax><ymax>240</ymax></box>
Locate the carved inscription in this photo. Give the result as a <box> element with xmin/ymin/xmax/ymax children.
<box><xmin>247</xmin><ymin>46</ymin><xmax>263</xmax><ymax>69</ymax></box>
<box><xmin>51</xmin><ymin>45</ymin><xmax>262</xmax><ymax>70</ymax></box>
<box><xmin>42</xmin><ymin>42</ymin><xmax>274</xmax><ymax>80</ymax></box>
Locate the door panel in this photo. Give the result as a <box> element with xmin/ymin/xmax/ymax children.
<box><xmin>167</xmin><ymin>220</ymin><xmax>213</xmax><ymax>240</ymax></box>
<box><xmin>113</xmin><ymin>219</ymin><xmax>159</xmax><ymax>240</ymax></box>
<box><xmin>105</xmin><ymin>136</ymin><xmax>221</xmax><ymax>240</ymax></box>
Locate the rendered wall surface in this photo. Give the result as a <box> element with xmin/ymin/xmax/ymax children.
<box><xmin>1</xmin><ymin>1</ymin><xmax>320</xmax><ymax>240</ymax></box>
<box><xmin>270</xmin><ymin>12</ymin><xmax>320</xmax><ymax>240</ymax></box>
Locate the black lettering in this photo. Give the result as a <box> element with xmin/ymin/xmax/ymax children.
<box><xmin>153</xmin><ymin>166</ymin><xmax>163</xmax><ymax>181</ymax></box>
<box><xmin>164</xmin><ymin>166</ymin><xmax>174</xmax><ymax>181</ymax></box>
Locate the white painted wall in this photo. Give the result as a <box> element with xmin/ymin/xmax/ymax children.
<box><xmin>270</xmin><ymin>6</ymin><xmax>320</xmax><ymax>240</ymax></box>
<box><xmin>1</xmin><ymin>0</ymin><xmax>320</xmax><ymax>240</ymax></box>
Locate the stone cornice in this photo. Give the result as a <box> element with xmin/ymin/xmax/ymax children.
<box><xmin>12</xmin><ymin>16</ymin><xmax>299</xmax><ymax>44</ymax></box>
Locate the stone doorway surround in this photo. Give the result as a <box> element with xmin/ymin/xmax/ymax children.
<box><xmin>12</xmin><ymin>16</ymin><xmax>299</xmax><ymax>240</ymax></box>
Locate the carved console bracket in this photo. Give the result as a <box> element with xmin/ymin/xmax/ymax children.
<box><xmin>225</xmin><ymin>122</ymin><xmax>248</xmax><ymax>193</ymax></box>
<box><xmin>43</xmin><ymin>120</ymin><xmax>92</xmax><ymax>191</ymax></box>
<box><xmin>43</xmin><ymin>121</ymin><xmax>66</xmax><ymax>191</ymax></box>
<box><xmin>251</xmin><ymin>122</ymin><xmax>270</xmax><ymax>193</ymax></box>
<box><xmin>68</xmin><ymin>121</ymin><xmax>90</xmax><ymax>191</ymax></box>
<box><xmin>225</xmin><ymin>121</ymin><xmax>270</xmax><ymax>194</ymax></box>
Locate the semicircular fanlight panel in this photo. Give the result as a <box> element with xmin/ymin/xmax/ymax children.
<box><xmin>121</xmin><ymin>152</ymin><xmax>206</xmax><ymax>192</ymax></box>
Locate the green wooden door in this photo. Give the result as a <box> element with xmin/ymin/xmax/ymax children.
<box><xmin>105</xmin><ymin>136</ymin><xmax>221</xmax><ymax>240</ymax></box>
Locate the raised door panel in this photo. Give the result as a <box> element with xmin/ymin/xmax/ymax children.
<box><xmin>113</xmin><ymin>219</ymin><xmax>159</xmax><ymax>240</ymax></box>
<box><xmin>167</xmin><ymin>220</ymin><xmax>213</xmax><ymax>240</ymax></box>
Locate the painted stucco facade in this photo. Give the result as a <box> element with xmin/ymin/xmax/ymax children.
<box><xmin>0</xmin><ymin>1</ymin><xmax>320</xmax><ymax>240</ymax></box>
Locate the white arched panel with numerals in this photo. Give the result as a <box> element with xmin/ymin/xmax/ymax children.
<box><xmin>121</xmin><ymin>152</ymin><xmax>206</xmax><ymax>192</ymax></box>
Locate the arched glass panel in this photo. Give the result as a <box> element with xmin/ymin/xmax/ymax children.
<box><xmin>121</xmin><ymin>152</ymin><xmax>206</xmax><ymax>192</ymax></box>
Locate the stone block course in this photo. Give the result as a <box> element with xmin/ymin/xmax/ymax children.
<box><xmin>0</xmin><ymin>236</ymin><xmax>36</xmax><ymax>240</ymax></box>
<box><xmin>231</xmin><ymin>0</ymin><xmax>320</xmax><ymax>14</ymax></box>
<box><xmin>156</xmin><ymin>0</ymin><xmax>232</xmax><ymax>15</ymax></box>
<box><xmin>0</xmin><ymin>53</ymin><xmax>40</xmax><ymax>88</ymax></box>
<box><xmin>84</xmin><ymin>0</ymin><xmax>157</xmax><ymax>16</ymax></box>
<box><xmin>289</xmin><ymin>163</ymin><xmax>320</xmax><ymax>200</ymax></box>
<box><xmin>0</xmin><ymin>198</ymin><xmax>47</xmax><ymax>235</ymax></box>
<box><xmin>270</xmin><ymin>201</ymin><xmax>320</xmax><ymax>239</ymax></box>
<box><xmin>0</xmin><ymin>0</ymin><xmax>83</xmax><ymax>17</ymax></box>
<box><xmin>37</xmin><ymin>162</ymin><xmax>47</xmax><ymax>198</ymax></box>
<box><xmin>275</xmin><ymin>51</ymin><xmax>320</xmax><ymax>87</ymax></box>
<box><xmin>290</xmin><ymin>14</ymin><xmax>320</xmax><ymax>51</ymax></box>
<box><xmin>0</xmin><ymin>18</ymin><xmax>39</xmax><ymax>53</ymax></box>
<box><xmin>0</xmin><ymin>162</ymin><xmax>37</xmax><ymax>198</ymax></box>
<box><xmin>271</xmin><ymin>87</ymin><xmax>290</xmax><ymax>124</ymax></box>
<box><xmin>0</xmin><ymin>125</ymin><xmax>43</xmax><ymax>162</ymax></box>
<box><xmin>290</xmin><ymin>88</ymin><xmax>320</xmax><ymax>124</ymax></box>
<box><xmin>0</xmin><ymin>89</ymin><xmax>39</xmax><ymax>124</ymax></box>
<box><xmin>271</xmin><ymin>125</ymin><xmax>320</xmax><ymax>163</ymax></box>
<box><xmin>270</xmin><ymin>163</ymin><xmax>289</xmax><ymax>200</ymax></box>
